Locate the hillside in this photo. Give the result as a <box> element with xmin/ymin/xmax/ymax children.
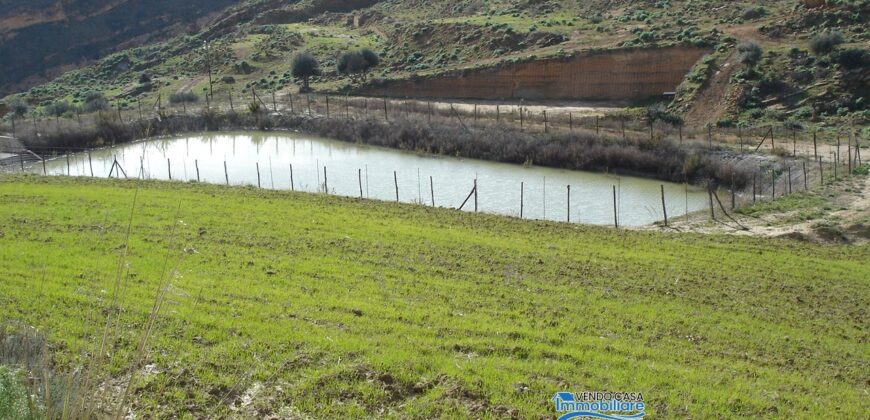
<box><xmin>0</xmin><ymin>175</ymin><xmax>867</xmax><ymax>417</ymax></box>
<box><xmin>0</xmin><ymin>0</ymin><xmax>867</xmax><ymax>129</ymax></box>
<box><xmin>0</xmin><ymin>0</ymin><xmax>245</xmax><ymax>95</ymax></box>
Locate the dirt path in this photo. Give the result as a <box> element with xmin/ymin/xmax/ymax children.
<box><xmin>683</xmin><ymin>52</ymin><xmax>738</xmax><ymax>127</ymax></box>
<box><xmin>655</xmin><ymin>174</ymin><xmax>870</xmax><ymax>244</ymax></box>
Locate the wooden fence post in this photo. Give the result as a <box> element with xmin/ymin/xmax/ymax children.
<box><xmin>473</xmin><ymin>179</ymin><xmax>478</xmax><ymax>212</ymax></box>
<box><xmin>167</xmin><ymin>158</ymin><xmax>172</xmax><ymax>180</ymax></box>
<box><xmin>326</xmin><ymin>96</ymin><xmax>330</xmax><ymax>118</ymax></box>
<box><xmin>566</xmin><ymin>185</ymin><xmax>571</xmax><ymax>223</ymax></box>
<box><xmin>613</xmin><ymin>185</ymin><xmax>619</xmax><ymax>227</ymax></box>
<box><xmin>384</xmin><ymin>98</ymin><xmax>388</xmax><ymax>121</ymax></box>
<box><xmin>787</xmin><ymin>166</ymin><xmax>792</xmax><ymax>194</ymax></box>
<box><xmin>359</xmin><ymin>168</ymin><xmax>363</xmax><ymax>198</ymax></box>
<box><xmin>323</xmin><ymin>166</ymin><xmax>328</xmax><ymax>193</ymax></box>
<box><xmin>813</xmin><ymin>130</ymin><xmax>818</xmax><ymax>160</ymax></box>
<box><xmin>708</xmin><ymin>187</ymin><xmax>715</xmax><ymax>220</ymax></box>
<box><xmin>543</xmin><ymin>110</ymin><xmax>548</xmax><ymax>133</ymax></box>
<box><xmin>430</xmin><ymin>176</ymin><xmax>434</xmax><ymax>206</ymax></box>
<box><xmin>394</xmin><ymin>171</ymin><xmax>399</xmax><ymax>202</ymax></box>
<box><xmin>661</xmin><ymin>185</ymin><xmax>668</xmax><ymax>227</ymax></box>
<box><xmin>195</xmin><ymin>159</ymin><xmax>200</xmax><ymax>182</ymax></box>
<box><xmin>848</xmin><ymin>135</ymin><xmax>853</xmax><ymax>176</ymax></box>
<box><xmin>256</xmin><ymin>162</ymin><xmax>261</xmax><ymax>188</ymax></box>
<box><xmin>224</xmin><ymin>161</ymin><xmax>229</xmax><ymax>185</ymax></box>
<box><xmin>66</xmin><ymin>154</ymin><xmax>71</xmax><ymax>176</ymax></box>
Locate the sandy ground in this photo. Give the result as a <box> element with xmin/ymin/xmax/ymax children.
<box><xmin>649</xmin><ymin>174</ymin><xmax>870</xmax><ymax>244</ymax></box>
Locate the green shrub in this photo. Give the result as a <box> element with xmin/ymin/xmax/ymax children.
<box><xmin>737</xmin><ymin>42</ymin><xmax>763</xmax><ymax>65</ymax></box>
<box><xmin>809</xmin><ymin>31</ymin><xmax>844</xmax><ymax>55</ymax></box>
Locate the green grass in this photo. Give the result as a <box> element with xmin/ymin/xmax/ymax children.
<box><xmin>0</xmin><ymin>365</ymin><xmax>37</xmax><ymax>419</ymax></box>
<box><xmin>0</xmin><ymin>175</ymin><xmax>868</xmax><ymax>418</ymax></box>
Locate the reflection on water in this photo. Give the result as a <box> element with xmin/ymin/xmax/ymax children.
<box><xmin>36</xmin><ymin>132</ymin><xmax>709</xmax><ymax>226</ymax></box>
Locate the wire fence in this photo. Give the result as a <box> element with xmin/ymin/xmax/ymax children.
<box><xmin>0</xmin><ymin>91</ymin><xmax>865</xmax><ymax>226</ymax></box>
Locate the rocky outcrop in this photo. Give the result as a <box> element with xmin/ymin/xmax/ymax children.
<box><xmin>360</xmin><ymin>46</ymin><xmax>709</xmax><ymax>101</ymax></box>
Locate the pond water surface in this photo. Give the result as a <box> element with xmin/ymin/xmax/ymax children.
<box><xmin>36</xmin><ymin>132</ymin><xmax>710</xmax><ymax>226</ymax></box>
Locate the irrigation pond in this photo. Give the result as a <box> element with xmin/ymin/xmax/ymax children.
<box><xmin>34</xmin><ymin>131</ymin><xmax>710</xmax><ymax>226</ymax></box>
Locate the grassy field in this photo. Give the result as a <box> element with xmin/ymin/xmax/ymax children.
<box><xmin>0</xmin><ymin>175</ymin><xmax>868</xmax><ymax>418</ymax></box>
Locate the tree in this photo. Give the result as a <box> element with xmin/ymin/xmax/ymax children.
<box><xmin>359</xmin><ymin>48</ymin><xmax>380</xmax><ymax>81</ymax></box>
<box><xmin>83</xmin><ymin>92</ymin><xmax>109</xmax><ymax>113</ymax></box>
<box><xmin>292</xmin><ymin>53</ymin><xmax>321</xmax><ymax>92</ymax></box>
<box><xmin>336</xmin><ymin>49</ymin><xmax>380</xmax><ymax>83</ymax></box>
<box><xmin>9</xmin><ymin>99</ymin><xmax>28</xmax><ymax>118</ymax></box>
<box><xmin>737</xmin><ymin>41</ymin><xmax>763</xmax><ymax>65</ymax></box>
<box><xmin>810</xmin><ymin>31</ymin><xmax>844</xmax><ymax>55</ymax></box>
<box><xmin>45</xmin><ymin>100</ymin><xmax>71</xmax><ymax>118</ymax></box>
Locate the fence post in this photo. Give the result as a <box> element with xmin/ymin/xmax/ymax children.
<box><xmin>256</xmin><ymin>162</ymin><xmax>261</xmax><ymax>188</ymax></box>
<box><xmin>708</xmin><ymin>187</ymin><xmax>715</xmax><ymax>220</ymax></box>
<box><xmin>613</xmin><ymin>185</ymin><xmax>619</xmax><ymax>227</ymax></box>
<box><xmin>167</xmin><ymin>158</ymin><xmax>172</xmax><ymax>180</ymax></box>
<box><xmin>520</xmin><ymin>182</ymin><xmax>524</xmax><ymax>219</ymax></box>
<box><xmin>542</xmin><ymin>110</ymin><xmax>548</xmax><ymax>133</ymax></box>
<box><xmin>813</xmin><ymin>130</ymin><xmax>818</xmax><ymax>160</ymax></box>
<box><xmin>566</xmin><ymin>185</ymin><xmax>570</xmax><ymax>223</ymax></box>
<box><xmin>384</xmin><ymin>98</ymin><xmax>388</xmax><ymax>121</ymax></box>
<box><xmin>660</xmin><ymin>185</ymin><xmax>668</xmax><ymax>227</ymax></box>
<box><xmin>848</xmin><ymin>135</ymin><xmax>853</xmax><ymax>176</ymax></box>
<box><xmin>787</xmin><ymin>166</ymin><xmax>792</xmax><ymax>194</ymax></box>
<box><xmin>323</xmin><ymin>166</ymin><xmax>328</xmax><ymax>193</ymax></box>
<box><xmin>195</xmin><ymin>160</ymin><xmax>200</xmax><ymax>182</ymax></box>
<box><xmin>224</xmin><ymin>161</ymin><xmax>229</xmax><ymax>185</ymax></box>
<box><xmin>520</xmin><ymin>106</ymin><xmax>524</xmax><ymax>130</ymax></box>
<box><xmin>473</xmin><ymin>179</ymin><xmax>478</xmax><ymax>212</ymax></box>
<box><xmin>430</xmin><ymin>176</ymin><xmax>434</xmax><ymax>206</ymax></box>
<box><xmin>88</xmin><ymin>152</ymin><xmax>94</xmax><ymax>177</ymax></box>
<box><xmin>290</xmin><ymin>163</ymin><xmax>294</xmax><ymax>191</ymax></box>
<box><xmin>394</xmin><ymin>171</ymin><xmax>399</xmax><ymax>202</ymax></box>
<box><xmin>66</xmin><ymin>154</ymin><xmax>71</xmax><ymax>176</ymax></box>
<box><xmin>326</xmin><ymin>96</ymin><xmax>330</xmax><ymax>118</ymax></box>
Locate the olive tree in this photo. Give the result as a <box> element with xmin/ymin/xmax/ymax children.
<box><xmin>292</xmin><ymin>53</ymin><xmax>321</xmax><ymax>92</ymax></box>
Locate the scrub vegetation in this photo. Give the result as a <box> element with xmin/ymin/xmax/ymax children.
<box><xmin>0</xmin><ymin>175</ymin><xmax>867</xmax><ymax>418</ymax></box>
